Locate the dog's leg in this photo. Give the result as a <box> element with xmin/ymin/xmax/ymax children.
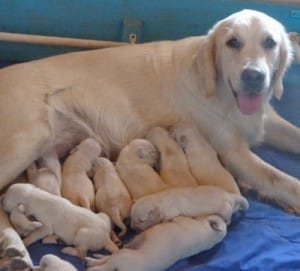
<box><xmin>264</xmin><ymin>107</ymin><xmax>300</xmax><ymax>154</ymax></box>
<box><xmin>0</xmin><ymin>122</ymin><xmax>52</xmax><ymax>191</ymax></box>
<box><xmin>0</xmin><ymin>208</ymin><xmax>33</xmax><ymax>269</ymax></box>
<box><xmin>221</xmin><ymin>144</ymin><xmax>300</xmax><ymax>213</ymax></box>
<box><xmin>22</xmin><ymin>225</ymin><xmax>51</xmax><ymax>246</ymax></box>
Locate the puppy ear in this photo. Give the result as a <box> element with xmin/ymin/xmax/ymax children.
<box><xmin>196</xmin><ymin>32</ymin><xmax>217</xmax><ymax>98</ymax></box>
<box><xmin>273</xmin><ymin>32</ymin><xmax>293</xmax><ymax>100</ymax></box>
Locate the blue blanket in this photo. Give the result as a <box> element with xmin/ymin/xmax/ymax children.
<box><xmin>2</xmin><ymin>62</ymin><xmax>300</xmax><ymax>271</ymax></box>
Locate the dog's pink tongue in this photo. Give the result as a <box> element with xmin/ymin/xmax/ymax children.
<box><xmin>237</xmin><ymin>93</ymin><xmax>262</xmax><ymax>115</ymax></box>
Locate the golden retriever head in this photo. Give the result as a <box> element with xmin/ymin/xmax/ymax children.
<box><xmin>201</xmin><ymin>9</ymin><xmax>293</xmax><ymax>115</ymax></box>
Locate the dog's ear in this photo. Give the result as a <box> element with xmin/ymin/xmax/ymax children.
<box><xmin>196</xmin><ymin>32</ymin><xmax>217</xmax><ymax>98</ymax></box>
<box><xmin>273</xmin><ymin>32</ymin><xmax>294</xmax><ymax>100</ymax></box>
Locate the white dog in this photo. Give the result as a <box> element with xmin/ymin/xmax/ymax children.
<box><xmin>62</xmin><ymin>138</ymin><xmax>101</xmax><ymax>210</ymax></box>
<box><xmin>93</xmin><ymin>157</ymin><xmax>132</xmax><ymax>236</ymax></box>
<box><xmin>85</xmin><ymin>215</ymin><xmax>226</xmax><ymax>271</ymax></box>
<box><xmin>146</xmin><ymin>126</ymin><xmax>198</xmax><ymax>187</ymax></box>
<box><xmin>33</xmin><ymin>254</ymin><xmax>77</xmax><ymax>271</ymax></box>
<box><xmin>170</xmin><ymin>123</ymin><xmax>241</xmax><ymax>194</ymax></box>
<box><xmin>130</xmin><ymin>185</ymin><xmax>248</xmax><ymax>231</ymax></box>
<box><xmin>0</xmin><ymin>10</ymin><xmax>299</xmax><ymax>252</ymax></box>
<box><xmin>2</xmin><ymin>183</ymin><xmax>119</xmax><ymax>258</ymax></box>
<box><xmin>116</xmin><ymin>139</ymin><xmax>168</xmax><ymax>199</ymax></box>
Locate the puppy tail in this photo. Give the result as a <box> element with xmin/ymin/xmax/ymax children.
<box><xmin>109</xmin><ymin>207</ymin><xmax>127</xmax><ymax>237</ymax></box>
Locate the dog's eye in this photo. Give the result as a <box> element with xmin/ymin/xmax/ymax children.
<box><xmin>226</xmin><ymin>37</ymin><xmax>242</xmax><ymax>50</ymax></box>
<box><xmin>263</xmin><ymin>37</ymin><xmax>277</xmax><ymax>49</ymax></box>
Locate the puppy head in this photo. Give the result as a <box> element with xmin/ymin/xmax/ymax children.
<box><xmin>125</xmin><ymin>139</ymin><xmax>159</xmax><ymax>167</ymax></box>
<box><xmin>77</xmin><ymin>138</ymin><xmax>102</xmax><ymax>158</ymax></box>
<box><xmin>130</xmin><ymin>203</ymin><xmax>161</xmax><ymax>231</ymax></box>
<box><xmin>1</xmin><ymin>183</ymin><xmax>33</xmax><ymax>212</ymax></box>
<box><xmin>199</xmin><ymin>9</ymin><xmax>293</xmax><ymax>114</ymax></box>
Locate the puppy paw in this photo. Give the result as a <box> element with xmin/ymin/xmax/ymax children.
<box><xmin>234</xmin><ymin>195</ymin><xmax>249</xmax><ymax>212</ymax></box>
<box><xmin>207</xmin><ymin>215</ymin><xmax>227</xmax><ymax>234</ymax></box>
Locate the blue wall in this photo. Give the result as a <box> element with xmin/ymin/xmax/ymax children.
<box><xmin>0</xmin><ymin>0</ymin><xmax>299</xmax><ymax>61</ymax></box>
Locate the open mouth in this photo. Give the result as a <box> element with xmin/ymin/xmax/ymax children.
<box><xmin>229</xmin><ymin>80</ymin><xmax>263</xmax><ymax>115</ymax></box>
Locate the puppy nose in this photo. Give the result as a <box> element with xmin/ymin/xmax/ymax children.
<box><xmin>241</xmin><ymin>68</ymin><xmax>265</xmax><ymax>92</ymax></box>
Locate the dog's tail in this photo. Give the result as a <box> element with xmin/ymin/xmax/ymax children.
<box><xmin>109</xmin><ymin>207</ymin><xmax>127</xmax><ymax>237</ymax></box>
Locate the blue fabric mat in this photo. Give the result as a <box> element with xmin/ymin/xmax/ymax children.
<box><xmin>1</xmin><ymin>61</ymin><xmax>299</xmax><ymax>271</ymax></box>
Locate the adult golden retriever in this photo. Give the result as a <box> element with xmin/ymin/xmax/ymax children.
<box><xmin>0</xmin><ymin>9</ymin><xmax>299</xmax><ymax>213</ymax></box>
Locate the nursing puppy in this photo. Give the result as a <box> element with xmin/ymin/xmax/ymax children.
<box><xmin>115</xmin><ymin>139</ymin><xmax>168</xmax><ymax>200</ymax></box>
<box><xmin>27</xmin><ymin>148</ymin><xmax>62</xmax><ymax>196</ymax></box>
<box><xmin>93</xmin><ymin>157</ymin><xmax>132</xmax><ymax>236</ymax></box>
<box><xmin>0</xmin><ymin>207</ymin><xmax>33</xmax><ymax>271</ymax></box>
<box><xmin>131</xmin><ymin>185</ymin><xmax>248</xmax><ymax>231</ymax></box>
<box><xmin>145</xmin><ymin>127</ymin><xmax>198</xmax><ymax>187</ymax></box>
<box><xmin>2</xmin><ymin>183</ymin><xmax>119</xmax><ymax>258</ymax></box>
<box><xmin>33</xmin><ymin>254</ymin><xmax>77</xmax><ymax>271</ymax></box>
<box><xmin>62</xmin><ymin>138</ymin><xmax>101</xmax><ymax>210</ymax></box>
<box><xmin>85</xmin><ymin>215</ymin><xmax>226</xmax><ymax>271</ymax></box>
<box><xmin>171</xmin><ymin>123</ymin><xmax>240</xmax><ymax>194</ymax></box>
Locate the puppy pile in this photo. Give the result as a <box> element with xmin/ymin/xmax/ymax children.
<box><xmin>0</xmin><ymin>123</ymin><xmax>248</xmax><ymax>271</ymax></box>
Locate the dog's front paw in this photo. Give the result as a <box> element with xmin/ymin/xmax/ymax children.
<box><xmin>207</xmin><ymin>215</ymin><xmax>227</xmax><ymax>234</ymax></box>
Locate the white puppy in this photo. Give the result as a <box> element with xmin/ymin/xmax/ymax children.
<box><xmin>131</xmin><ymin>185</ymin><xmax>248</xmax><ymax>231</ymax></box>
<box><xmin>171</xmin><ymin>123</ymin><xmax>241</xmax><ymax>194</ymax></box>
<box><xmin>62</xmin><ymin>138</ymin><xmax>101</xmax><ymax>210</ymax></box>
<box><xmin>33</xmin><ymin>254</ymin><xmax>77</xmax><ymax>271</ymax></box>
<box><xmin>0</xmin><ymin>207</ymin><xmax>33</xmax><ymax>270</ymax></box>
<box><xmin>145</xmin><ymin>127</ymin><xmax>198</xmax><ymax>187</ymax></box>
<box><xmin>93</xmin><ymin>157</ymin><xmax>132</xmax><ymax>236</ymax></box>
<box><xmin>2</xmin><ymin>183</ymin><xmax>119</xmax><ymax>258</ymax></box>
<box><xmin>85</xmin><ymin>215</ymin><xmax>226</xmax><ymax>271</ymax></box>
<box><xmin>116</xmin><ymin>139</ymin><xmax>168</xmax><ymax>200</ymax></box>
<box><xmin>27</xmin><ymin>148</ymin><xmax>62</xmax><ymax>196</ymax></box>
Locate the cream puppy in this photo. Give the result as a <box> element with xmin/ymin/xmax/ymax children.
<box><xmin>115</xmin><ymin>139</ymin><xmax>168</xmax><ymax>200</ymax></box>
<box><xmin>0</xmin><ymin>207</ymin><xmax>33</xmax><ymax>270</ymax></box>
<box><xmin>93</xmin><ymin>157</ymin><xmax>132</xmax><ymax>236</ymax></box>
<box><xmin>62</xmin><ymin>138</ymin><xmax>101</xmax><ymax>210</ymax></box>
<box><xmin>171</xmin><ymin>123</ymin><xmax>241</xmax><ymax>194</ymax></box>
<box><xmin>27</xmin><ymin>148</ymin><xmax>62</xmax><ymax>196</ymax></box>
<box><xmin>33</xmin><ymin>254</ymin><xmax>77</xmax><ymax>271</ymax></box>
<box><xmin>2</xmin><ymin>183</ymin><xmax>119</xmax><ymax>258</ymax></box>
<box><xmin>9</xmin><ymin>204</ymin><xmax>42</xmax><ymax>237</ymax></box>
<box><xmin>131</xmin><ymin>185</ymin><xmax>248</xmax><ymax>231</ymax></box>
<box><xmin>85</xmin><ymin>215</ymin><xmax>226</xmax><ymax>271</ymax></box>
<box><xmin>145</xmin><ymin>126</ymin><xmax>198</xmax><ymax>187</ymax></box>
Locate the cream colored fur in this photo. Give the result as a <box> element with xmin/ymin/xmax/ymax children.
<box><xmin>85</xmin><ymin>215</ymin><xmax>226</xmax><ymax>271</ymax></box>
<box><xmin>170</xmin><ymin>123</ymin><xmax>241</xmax><ymax>194</ymax></box>
<box><xmin>93</xmin><ymin>157</ymin><xmax>132</xmax><ymax>236</ymax></box>
<box><xmin>2</xmin><ymin>183</ymin><xmax>119</xmax><ymax>258</ymax></box>
<box><xmin>62</xmin><ymin>138</ymin><xmax>101</xmax><ymax>210</ymax></box>
<box><xmin>130</xmin><ymin>185</ymin><xmax>248</xmax><ymax>231</ymax></box>
<box><xmin>0</xmin><ymin>10</ymin><xmax>300</xmax><ymax>255</ymax></box>
<box><xmin>33</xmin><ymin>254</ymin><xmax>77</xmax><ymax>271</ymax></box>
<box><xmin>116</xmin><ymin>139</ymin><xmax>168</xmax><ymax>200</ymax></box>
<box><xmin>146</xmin><ymin>126</ymin><xmax>198</xmax><ymax>187</ymax></box>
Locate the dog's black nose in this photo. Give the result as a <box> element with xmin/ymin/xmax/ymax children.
<box><xmin>241</xmin><ymin>68</ymin><xmax>265</xmax><ymax>92</ymax></box>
